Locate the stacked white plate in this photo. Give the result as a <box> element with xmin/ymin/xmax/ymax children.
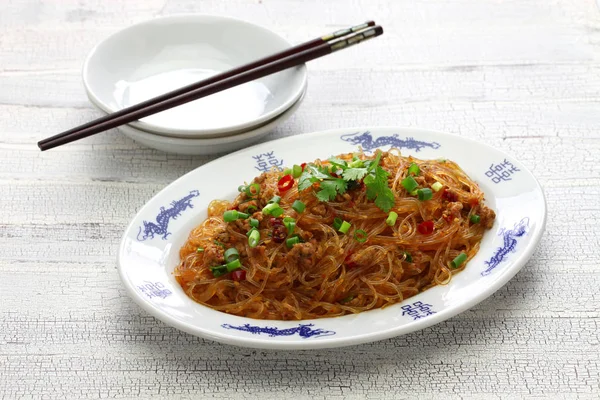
<box><xmin>83</xmin><ymin>15</ymin><xmax>308</xmax><ymax>155</ymax></box>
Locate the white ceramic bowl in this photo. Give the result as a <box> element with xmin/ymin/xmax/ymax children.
<box><xmin>118</xmin><ymin>88</ymin><xmax>305</xmax><ymax>155</ymax></box>
<box><xmin>118</xmin><ymin>127</ymin><xmax>547</xmax><ymax>349</ymax></box>
<box><xmin>83</xmin><ymin>15</ymin><xmax>307</xmax><ymax>138</ymax></box>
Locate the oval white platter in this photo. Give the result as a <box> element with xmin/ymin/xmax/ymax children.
<box><xmin>118</xmin><ymin>127</ymin><xmax>547</xmax><ymax>349</ymax></box>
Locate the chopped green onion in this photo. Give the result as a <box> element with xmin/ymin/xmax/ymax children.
<box><xmin>246</xmin><ymin>227</ymin><xmax>257</xmax><ymax>237</ymax></box>
<box><xmin>431</xmin><ymin>182</ymin><xmax>443</xmax><ymax>192</ymax></box>
<box><xmin>268</xmin><ymin>195</ymin><xmax>281</xmax><ymax>204</ymax></box>
<box><xmin>223</xmin><ymin>210</ymin><xmax>238</xmax><ymax>222</ymax></box>
<box><xmin>292</xmin><ymin>164</ymin><xmax>303</xmax><ymax>178</ymax></box>
<box><xmin>339</xmin><ymin>220</ymin><xmax>351</xmax><ymax>234</ymax></box>
<box><xmin>249</xmin><ymin>218</ymin><xmax>259</xmax><ymax>228</ymax></box>
<box><xmin>408</xmin><ymin>163</ymin><xmax>420</xmax><ymax>176</ymax></box>
<box><xmin>210</xmin><ymin>265</ymin><xmax>227</xmax><ymax>277</ymax></box>
<box><xmin>332</xmin><ymin>217</ymin><xmax>343</xmax><ymax>231</ymax></box>
<box><xmin>410</xmin><ymin>189</ymin><xmax>418</xmax><ymax>196</ymax></box>
<box><xmin>283</xmin><ymin>217</ymin><xmax>296</xmax><ymax>236</ymax></box>
<box><xmin>340</xmin><ymin>295</ymin><xmax>355</xmax><ymax>303</ymax></box>
<box><xmin>238</xmin><ymin>185</ymin><xmax>246</xmax><ymax>193</ymax></box>
<box><xmin>282</xmin><ymin>168</ymin><xmax>292</xmax><ymax>176</ymax></box>
<box><xmin>451</xmin><ymin>252</ymin><xmax>468</xmax><ymax>269</ymax></box>
<box><xmin>226</xmin><ymin>259</ymin><xmax>241</xmax><ymax>272</ymax></box>
<box><xmin>286</xmin><ymin>236</ymin><xmax>300</xmax><ymax>248</ymax></box>
<box><xmin>292</xmin><ymin>200</ymin><xmax>306</xmax><ymax>213</ymax></box>
<box><xmin>245</xmin><ymin>183</ymin><xmax>260</xmax><ymax>197</ymax></box>
<box><xmin>224</xmin><ymin>248</ymin><xmax>240</xmax><ymax>263</ymax></box>
<box><xmin>354</xmin><ymin>229</ymin><xmax>367</xmax><ymax>243</ymax></box>
<box><xmin>262</xmin><ymin>203</ymin><xmax>280</xmax><ymax>216</ymax></box>
<box><xmin>386</xmin><ymin>211</ymin><xmax>398</xmax><ymax>226</ymax></box>
<box><xmin>349</xmin><ymin>159</ymin><xmax>364</xmax><ymax>168</ymax></box>
<box><xmin>271</xmin><ymin>206</ymin><xmax>284</xmax><ymax>217</ymax></box>
<box><xmin>237</xmin><ymin>212</ymin><xmax>250</xmax><ymax>219</ymax></box>
<box><xmin>248</xmin><ymin>229</ymin><xmax>260</xmax><ymax>248</ymax></box>
<box><xmin>403</xmin><ymin>251</ymin><xmax>412</xmax><ymax>263</ymax></box>
<box><xmin>401</xmin><ymin>176</ymin><xmax>418</xmax><ymax>192</ymax></box>
<box><xmin>470</xmin><ymin>214</ymin><xmax>481</xmax><ymax>224</ymax></box>
<box><xmin>196</xmin><ymin>247</ymin><xmax>204</xmax><ymax>253</ymax></box>
<box><xmin>417</xmin><ymin>188</ymin><xmax>433</xmax><ymax>201</ymax></box>
<box><xmin>214</xmin><ymin>240</ymin><xmax>226</xmax><ymax>248</ymax></box>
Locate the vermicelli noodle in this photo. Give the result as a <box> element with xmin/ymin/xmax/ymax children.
<box><xmin>175</xmin><ymin>150</ymin><xmax>495</xmax><ymax>320</ymax></box>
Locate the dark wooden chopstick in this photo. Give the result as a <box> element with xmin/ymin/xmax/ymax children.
<box><xmin>38</xmin><ymin>21</ymin><xmax>375</xmax><ymax>149</ymax></box>
<box><xmin>39</xmin><ymin>24</ymin><xmax>383</xmax><ymax>151</ymax></box>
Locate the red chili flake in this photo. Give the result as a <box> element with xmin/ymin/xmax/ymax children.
<box><xmin>278</xmin><ymin>174</ymin><xmax>294</xmax><ymax>193</ymax></box>
<box><xmin>469</xmin><ymin>198</ymin><xmax>479</xmax><ymax>207</ymax></box>
<box><xmin>270</xmin><ymin>217</ymin><xmax>283</xmax><ymax>226</ymax></box>
<box><xmin>417</xmin><ymin>220</ymin><xmax>435</xmax><ymax>234</ymax></box>
<box><xmin>231</xmin><ymin>270</ymin><xmax>246</xmax><ymax>281</ymax></box>
<box><xmin>442</xmin><ymin>189</ymin><xmax>458</xmax><ymax>202</ymax></box>
<box><xmin>272</xmin><ymin>225</ymin><xmax>287</xmax><ymax>243</ymax></box>
<box><xmin>344</xmin><ymin>252</ymin><xmax>358</xmax><ymax>269</ymax></box>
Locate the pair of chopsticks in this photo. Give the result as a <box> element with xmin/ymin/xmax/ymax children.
<box><xmin>38</xmin><ymin>21</ymin><xmax>383</xmax><ymax>151</ymax></box>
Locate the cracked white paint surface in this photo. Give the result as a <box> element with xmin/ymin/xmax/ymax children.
<box><xmin>1</xmin><ymin>0</ymin><xmax>599</xmax><ymax>398</ymax></box>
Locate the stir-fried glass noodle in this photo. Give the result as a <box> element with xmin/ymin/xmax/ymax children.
<box><xmin>175</xmin><ymin>150</ymin><xmax>495</xmax><ymax>320</ymax></box>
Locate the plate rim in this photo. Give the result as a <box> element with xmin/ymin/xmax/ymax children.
<box><xmin>117</xmin><ymin>126</ymin><xmax>547</xmax><ymax>349</ymax></box>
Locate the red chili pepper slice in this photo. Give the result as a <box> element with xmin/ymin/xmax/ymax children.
<box><xmin>278</xmin><ymin>174</ymin><xmax>294</xmax><ymax>193</ymax></box>
<box><xmin>300</xmin><ymin>163</ymin><xmax>307</xmax><ymax>171</ymax></box>
<box><xmin>417</xmin><ymin>220</ymin><xmax>434</xmax><ymax>234</ymax></box>
<box><xmin>231</xmin><ymin>270</ymin><xmax>246</xmax><ymax>281</ymax></box>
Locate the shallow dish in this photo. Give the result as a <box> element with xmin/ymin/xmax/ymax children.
<box><xmin>118</xmin><ymin>127</ymin><xmax>546</xmax><ymax>349</ymax></box>
<box><xmin>117</xmin><ymin>89</ymin><xmax>305</xmax><ymax>155</ymax></box>
<box><xmin>83</xmin><ymin>14</ymin><xmax>307</xmax><ymax>138</ymax></box>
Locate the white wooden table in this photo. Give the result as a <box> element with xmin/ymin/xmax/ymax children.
<box><xmin>1</xmin><ymin>0</ymin><xmax>599</xmax><ymax>398</ymax></box>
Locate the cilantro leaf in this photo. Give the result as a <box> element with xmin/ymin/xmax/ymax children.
<box><xmin>315</xmin><ymin>187</ymin><xmax>335</xmax><ymax>202</ymax></box>
<box><xmin>343</xmin><ymin>167</ymin><xmax>368</xmax><ymax>181</ymax></box>
<box><xmin>314</xmin><ymin>165</ymin><xmax>332</xmax><ymax>178</ymax></box>
<box><xmin>298</xmin><ymin>170</ymin><xmax>315</xmax><ymax>191</ymax></box>
<box><xmin>374</xmin><ymin>187</ymin><xmax>395</xmax><ymax>213</ymax></box>
<box><xmin>298</xmin><ymin>164</ymin><xmax>330</xmax><ymax>191</ymax></box>
<box><xmin>328</xmin><ymin>157</ymin><xmax>348</xmax><ymax>170</ymax></box>
<box><xmin>364</xmin><ymin>165</ymin><xmax>395</xmax><ymax>213</ymax></box>
<box><xmin>316</xmin><ymin>179</ymin><xmax>347</xmax><ymax>201</ymax></box>
<box><xmin>367</xmin><ymin>151</ymin><xmax>383</xmax><ymax>172</ymax></box>
<box><xmin>332</xmin><ymin>178</ymin><xmax>347</xmax><ymax>195</ymax></box>
<box><xmin>316</xmin><ymin>179</ymin><xmax>346</xmax><ymax>201</ymax></box>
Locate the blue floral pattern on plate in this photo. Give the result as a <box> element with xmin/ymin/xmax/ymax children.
<box><xmin>137</xmin><ymin>190</ymin><xmax>200</xmax><ymax>241</ymax></box>
<box><xmin>222</xmin><ymin>323</ymin><xmax>336</xmax><ymax>339</ymax></box>
<box><xmin>482</xmin><ymin>217</ymin><xmax>530</xmax><ymax>276</ymax></box>
<box><xmin>340</xmin><ymin>131</ymin><xmax>441</xmax><ymax>152</ymax></box>
<box><xmin>484</xmin><ymin>159</ymin><xmax>521</xmax><ymax>184</ymax></box>
<box><xmin>401</xmin><ymin>301</ymin><xmax>436</xmax><ymax>320</ymax></box>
